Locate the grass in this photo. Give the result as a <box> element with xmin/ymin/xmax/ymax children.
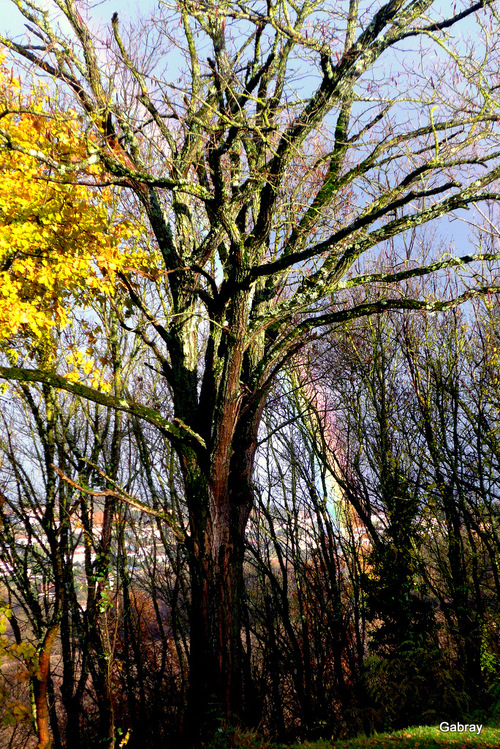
<box><xmin>207</xmin><ymin>724</ymin><xmax>500</xmax><ymax>749</ymax></box>
<box><xmin>296</xmin><ymin>725</ymin><xmax>500</xmax><ymax>749</ymax></box>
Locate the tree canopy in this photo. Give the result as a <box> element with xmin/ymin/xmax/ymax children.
<box><xmin>0</xmin><ymin>56</ymin><xmax>138</xmax><ymax>350</ymax></box>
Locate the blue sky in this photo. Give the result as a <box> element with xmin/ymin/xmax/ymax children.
<box><xmin>1</xmin><ymin>0</ymin><xmax>158</xmax><ymax>38</ymax></box>
<box><xmin>1</xmin><ymin>0</ymin><xmax>492</xmax><ymax>264</ymax></box>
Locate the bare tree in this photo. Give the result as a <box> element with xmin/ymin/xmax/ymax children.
<box><xmin>2</xmin><ymin>0</ymin><xmax>500</xmax><ymax>736</ymax></box>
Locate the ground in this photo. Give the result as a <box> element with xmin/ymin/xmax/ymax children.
<box><xmin>209</xmin><ymin>726</ymin><xmax>500</xmax><ymax>749</ymax></box>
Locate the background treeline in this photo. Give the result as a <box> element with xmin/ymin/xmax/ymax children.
<box><xmin>1</xmin><ymin>298</ymin><xmax>499</xmax><ymax>749</ymax></box>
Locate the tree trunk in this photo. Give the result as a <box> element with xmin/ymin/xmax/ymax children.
<box><xmin>33</xmin><ymin>623</ymin><xmax>59</xmax><ymax>749</ymax></box>
<box><xmin>182</xmin><ymin>408</ymin><xmax>260</xmax><ymax>744</ymax></box>
<box><xmin>183</xmin><ymin>500</ymin><xmax>249</xmax><ymax>743</ymax></box>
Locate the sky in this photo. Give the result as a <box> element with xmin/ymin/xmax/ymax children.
<box><xmin>1</xmin><ymin>0</ymin><xmax>157</xmax><ymax>39</ymax></box>
<box><xmin>1</xmin><ymin>0</ymin><xmax>494</xmax><ymax>267</ymax></box>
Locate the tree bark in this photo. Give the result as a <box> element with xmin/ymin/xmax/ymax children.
<box><xmin>33</xmin><ymin>623</ymin><xmax>59</xmax><ymax>749</ymax></box>
<box><xmin>182</xmin><ymin>405</ymin><xmax>261</xmax><ymax>743</ymax></box>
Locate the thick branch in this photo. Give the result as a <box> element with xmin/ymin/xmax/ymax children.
<box><xmin>0</xmin><ymin>367</ymin><xmax>205</xmax><ymax>448</ymax></box>
<box><xmin>304</xmin><ymin>285</ymin><xmax>500</xmax><ymax>331</ymax></box>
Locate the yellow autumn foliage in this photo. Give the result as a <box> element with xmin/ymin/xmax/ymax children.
<box><xmin>0</xmin><ymin>56</ymin><xmax>139</xmax><ymax>344</ymax></box>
